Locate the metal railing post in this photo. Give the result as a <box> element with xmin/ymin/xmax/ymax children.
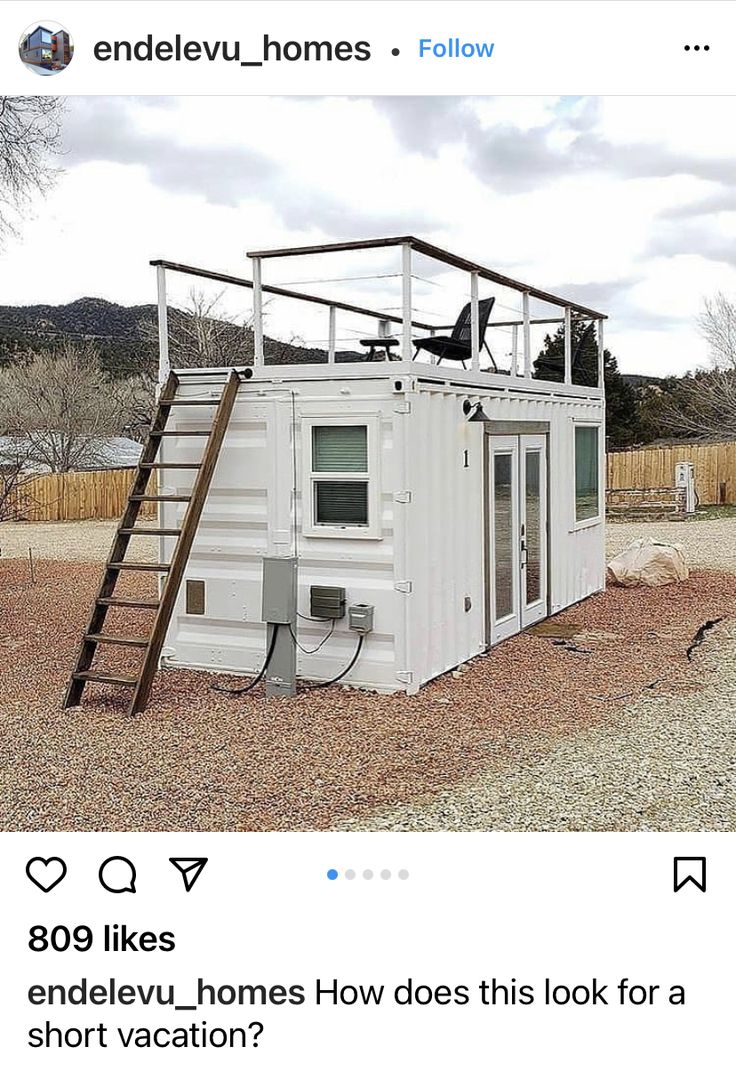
<box><xmin>401</xmin><ymin>242</ymin><xmax>412</xmax><ymax>361</ymax></box>
<box><xmin>156</xmin><ymin>264</ymin><xmax>170</xmax><ymax>394</ymax></box>
<box><xmin>511</xmin><ymin>324</ymin><xmax>519</xmax><ymax>376</ymax></box>
<box><xmin>327</xmin><ymin>305</ymin><xmax>336</xmax><ymax>364</ymax></box>
<box><xmin>564</xmin><ymin>307</ymin><xmax>572</xmax><ymax>384</ymax></box>
<box><xmin>252</xmin><ymin>256</ymin><xmax>264</xmax><ymax>367</ymax></box>
<box><xmin>522</xmin><ymin>292</ymin><xmax>531</xmax><ymax>377</ymax></box>
<box><xmin>470</xmin><ymin>271</ymin><xmax>480</xmax><ymax>373</ymax></box>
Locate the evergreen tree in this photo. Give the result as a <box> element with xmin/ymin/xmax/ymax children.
<box><xmin>533</xmin><ymin>321</ymin><xmax>641</xmax><ymax>447</ymax></box>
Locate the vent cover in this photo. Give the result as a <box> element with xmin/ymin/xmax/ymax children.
<box><xmin>186</xmin><ymin>579</ymin><xmax>205</xmax><ymax>615</ymax></box>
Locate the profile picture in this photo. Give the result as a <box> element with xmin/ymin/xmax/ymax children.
<box><xmin>18</xmin><ymin>21</ymin><xmax>74</xmax><ymax>75</ymax></box>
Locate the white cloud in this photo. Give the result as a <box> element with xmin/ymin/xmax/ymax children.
<box><xmin>1</xmin><ymin>95</ymin><xmax>734</xmax><ymax>375</ymax></box>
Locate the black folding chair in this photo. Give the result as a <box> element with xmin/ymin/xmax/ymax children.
<box><xmin>413</xmin><ymin>296</ymin><xmax>497</xmax><ymax>369</ymax></box>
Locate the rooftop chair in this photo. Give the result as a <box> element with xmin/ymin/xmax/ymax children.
<box><xmin>413</xmin><ymin>296</ymin><xmax>497</xmax><ymax>369</ymax></box>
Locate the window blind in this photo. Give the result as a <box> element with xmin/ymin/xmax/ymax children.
<box><xmin>312</xmin><ymin>425</ymin><xmax>368</xmax><ymax>472</ymax></box>
<box><xmin>315</xmin><ymin>481</ymin><xmax>369</xmax><ymax>526</ymax></box>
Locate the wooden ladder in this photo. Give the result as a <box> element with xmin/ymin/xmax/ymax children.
<box><xmin>63</xmin><ymin>367</ymin><xmax>241</xmax><ymax>715</ymax></box>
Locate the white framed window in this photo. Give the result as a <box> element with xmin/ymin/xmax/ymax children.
<box><xmin>573</xmin><ymin>421</ymin><xmax>602</xmax><ymax>528</ymax></box>
<box><xmin>302</xmin><ymin>416</ymin><xmax>381</xmax><ymax>538</ymax></box>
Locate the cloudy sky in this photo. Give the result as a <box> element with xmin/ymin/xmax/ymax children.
<box><xmin>2</xmin><ymin>94</ymin><xmax>736</xmax><ymax>374</ymax></box>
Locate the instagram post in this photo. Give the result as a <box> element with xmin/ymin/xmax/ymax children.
<box><xmin>0</xmin><ymin>1</ymin><xmax>734</xmax><ymax>1066</ymax></box>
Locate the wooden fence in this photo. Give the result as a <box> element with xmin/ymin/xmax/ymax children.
<box><xmin>6</xmin><ymin>468</ymin><xmax>156</xmax><ymax>523</ymax></box>
<box><xmin>607</xmin><ymin>441</ymin><xmax>736</xmax><ymax>506</ymax></box>
<box><xmin>5</xmin><ymin>441</ymin><xmax>736</xmax><ymax>522</ymax></box>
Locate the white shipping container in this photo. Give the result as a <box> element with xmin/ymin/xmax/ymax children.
<box><xmin>159</xmin><ymin>361</ymin><xmax>605</xmax><ymax>693</ymax></box>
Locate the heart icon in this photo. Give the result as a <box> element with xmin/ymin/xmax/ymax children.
<box><xmin>26</xmin><ymin>857</ymin><xmax>67</xmax><ymax>893</ymax></box>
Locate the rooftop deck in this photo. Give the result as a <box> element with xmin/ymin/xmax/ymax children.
<box><xmin>151</xmin><ymin>236</ymin><xmax>607</xmax><ymax>398</ymax></box>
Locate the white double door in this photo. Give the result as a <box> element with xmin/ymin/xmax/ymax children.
<box><xmin>487</xmin><ymin>434</ymin><xmax>548</xmax><ymax>644</ymax></box>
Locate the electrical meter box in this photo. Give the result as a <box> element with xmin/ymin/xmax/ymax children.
<box><xmin>674</xmin><ymin>461</ymin><xmax>696</xmax><ymax>514</ymax></box>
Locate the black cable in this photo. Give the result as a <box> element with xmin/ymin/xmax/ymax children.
<box><xmin>211</xmin><ymin>624</ymin><xmax>280</xmax><ymax>696</ymax></box>
<box><xmin>300</xmin><ymin>633</ymin><xmax>365</xmax><ymax>691</ymax></box>
<box><xmin>288</xmin><ymin>619</ymin><xmax>335</xmax><ymax>654</ymax></box>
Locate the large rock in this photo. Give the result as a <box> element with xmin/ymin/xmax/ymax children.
<box><xmin>607</xmin><ymin>537</ymin><xmax>689</xmax><ymax>588</ymax></box>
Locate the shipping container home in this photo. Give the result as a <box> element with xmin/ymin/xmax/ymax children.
<box><xmin>151</xmin><ymin>237</ymin><xmax>606</xmax><ymax>696</ymax></box>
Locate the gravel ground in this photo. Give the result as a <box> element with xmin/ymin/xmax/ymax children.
<box><xmin>0</xmin><ymin>520</ymin><xmax>154</xmax><ymax>563</ymax></box>
<box><xmin>335</xmin><ymin>622</ymin><xmax>736</xmax><ymax>832</ymax></box>
<box><xmin>606</xmin><ymin>516</ymin><xmax>736</xmax><ymax>572</ymax></box>
<box><xmin>1</xmin><ymin>552</ymin><xmax>735</xmax><ymax>832</ymax></box>
<box><xmin>334</xmin><ymin>521</ymin><xmax>736</xmax><ymax>832</ymax></box>
<box><xmin>3</xmin><ymin>515</ymin><xmax>735</xmax><ymax>569</ymax></box>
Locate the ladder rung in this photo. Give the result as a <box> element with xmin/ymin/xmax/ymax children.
<box><xmin>165</xmin><ymin>399</ymin><xmax>220</xmax><ymax>406</ymax></box>
<box><xmin>140</xmin><ymin>463</ymin><xmax>202</xmax><ymax>469</ymax></box>
<box><xmin>130</xmin><ymin>495</ymin><xmax>191</xmax><ymax>502</ymax></box>
<box><xmin>72</xmin><ymin>671</ymin><xmax>137</xmax><ymax>687</ymax></box>
<box><xmin>85</xmin><ymin>633</ymin><xmax>149</xmax><ymax>648</ymax></box>
<box><xmin>109</xmin><ymin>562</ymin><xmax>171</xmax><ymax>571</ymax></box>
<box><xmin>119</xmin><ymin>528</ymin><xmax>182</xmax><ymax>536</ymax></box>
<box><xmin>97</xmin><ymin>597</ymin><xmax>160</xmax><ymax>609</ymax></box>
<box><xmin>153</xmin><ymin>430</ymin><xmax>211</xmax><ymax>437</ymax></box>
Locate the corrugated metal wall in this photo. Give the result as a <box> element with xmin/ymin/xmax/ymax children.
<box><xmin>404</xmin><ymin>385</ymin><xmax>606</xmax><ymax>689</ymax></box>
<box><xmin>161</xmin><ymin>380</ymin><xmax>399</xmax><ymax>691</ymax></box>
<box><xmin>160</xmin><ymin>373</ymin><xmax>605</xmax><ymax>694</ymax></box>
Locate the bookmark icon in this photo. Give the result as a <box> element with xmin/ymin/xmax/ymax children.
<box><xmin>169</xmin><ymin>857</ymin><xmax>208</xmax><ymax>892</ymax></box>
<box><xmin>673</xmin><ymin>857</ymin><xmax>706</xmax><ymax>893</ymax></box>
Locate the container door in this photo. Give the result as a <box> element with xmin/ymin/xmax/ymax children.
<box><xmin>520</xmin><ymin>434</ymin><xmax>548</xmax><ymax>629</ymax></box>
<box><xmin>489</xmin><ymin>436</ymin><xmax>521</xmax><ymax>644</ymax></box>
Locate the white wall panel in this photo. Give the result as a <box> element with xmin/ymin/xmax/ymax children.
<box><xmin>161</xmin><ymin>369</ymin><xmax>605</xmax><ymax>695</ymax></box>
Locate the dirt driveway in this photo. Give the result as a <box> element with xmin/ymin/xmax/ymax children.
<box><xmin>1</xmin><ymin>514</ymin><xmax>735</xmax><ymax>831</ymax></box>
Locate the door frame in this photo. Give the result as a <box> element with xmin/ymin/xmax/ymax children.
<box><xmin>519</xmin><ymin>433</ymin><xmax>548</xmax><ymax>630</ymax></box>
<box><xmin>483</xmin><ymin>421</ymin><xmax>550</xmax><ymax>648</ymax></box>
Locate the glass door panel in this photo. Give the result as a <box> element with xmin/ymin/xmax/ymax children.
<box><xmin>520</xmin><ymin>434</ymin><xmax>547</xmax><ymax>628</ymax></box>
<box><xmin>489</xmin><ymin>436</ymin><xmax>520</xmax><ymax>643</ymax></box>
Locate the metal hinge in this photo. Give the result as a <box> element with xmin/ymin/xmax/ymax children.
<box><xmin>396</xmin><ymin>670</ymin><xmax>414</xmax><ymax>684</ymax></box>
<box><xmin>394</xmin><ymin>580</ymin><xmax>413</xmax><ymax>594</ymax></box>
<box><xmin>394</xmin><ymin>401</ymin><xmax>412</xmax><ymax>414</ymax></box>
<box><xmin>393</xmin><ymin>490</ymin><xmax>412</xmax><ymax>504</ymax></box>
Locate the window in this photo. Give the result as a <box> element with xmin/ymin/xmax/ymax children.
<box><xmin>312</xmin><ymin>425</ymin><xmax>369</xmax><ymax>527</ymax></box>
<box><xmin>574</xmin><ymin>424</ymin><xmax>600</xmax><ymax>523</ymax></box>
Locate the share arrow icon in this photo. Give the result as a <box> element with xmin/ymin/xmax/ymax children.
<box><xmin>169</xmin><ymin>857</ymin><xmax>208</xmax><ymax>892</ymax></box>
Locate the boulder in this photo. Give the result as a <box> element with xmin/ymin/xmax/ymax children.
<box><xmin>607</xmin><ymin>537</ymin><xmax>689</xmax><ymax>588</ymax></box>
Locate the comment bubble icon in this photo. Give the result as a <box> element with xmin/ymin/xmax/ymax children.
<box><xmin>99</xmin><ymin>856</ymin><xmax>137</xmax><ymax>894</ymax></box>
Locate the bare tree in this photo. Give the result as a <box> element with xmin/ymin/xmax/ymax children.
<box><xmin>0</xmin><ymin>342</ymin><xmax>131</xmax><ymax>472</ymax></box>
<box><xmin>698</xmin><ymin>292</ymin><xmax>736</xmax><ymax>370</ymax></box>
<box><xmin>130</xmin><ymin>289</ymin><xmax>256</xmax><ymax>432</ymax></box>
<box><xmin>651</xmin><ymin>293</ymin><xmax>736</xmax><ymax>441</ymax></box>
<box><xmin>140</xmin><ymin>288</ymin><xmax>254</xmax><ymax>374</ymax></box>
<box><xmin>0</xmin><ymin>96</ymin><xmax>64</xmax><ymax>243</ymax></box>
<box><xmin>0</xmin><ymin>440</ymin><xmax>37</xmax><ymax>520</ymax></box>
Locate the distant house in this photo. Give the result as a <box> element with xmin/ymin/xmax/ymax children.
<box><xmin>20</xmin><ymin>26</ymin><xmax>72</xmax><ymax>70</ymax></box>
<box><xmin>0</xmin><ymin>435</ymin><xmax>142</xmax><ymax>474</ymax></box>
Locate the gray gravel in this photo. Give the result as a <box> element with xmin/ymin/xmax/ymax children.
<box><xmin>0</xmin><ymin>520</ymin><xmax>154</xmax><ymax>562</ymax></box>
<box><xmin>2</xmin><ymin>515</ymin><xmax>735</xmax><ymax>832</ymax></box>
<box><xmin>335</xmin><ymin>516</ymin><xmax>736</xmax><ymax>832</ymax></box>
<box><xmin>606</xmin><ymin>516</ymin><xmax>736</xmax><ymax>573</ymax></box>
<box><xmin>335</xmin><ymin>622</ymin><xmax>736</xmax><ymax>831</ymax></box>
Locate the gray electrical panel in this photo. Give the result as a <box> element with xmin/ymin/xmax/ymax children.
<box><xmin>261</xmin><ymin>556</ymin><xmax>298</xmax><ymax>698</ymax></box>
<box><xmin>310</xmin><ymin>585</ymin><xmax>346</xmax><ymax>620</ymax></box>
<box><xmin>262</xmin><ymin>557</ymin><xmax>298</xmax><ymax>624</ymax></box>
